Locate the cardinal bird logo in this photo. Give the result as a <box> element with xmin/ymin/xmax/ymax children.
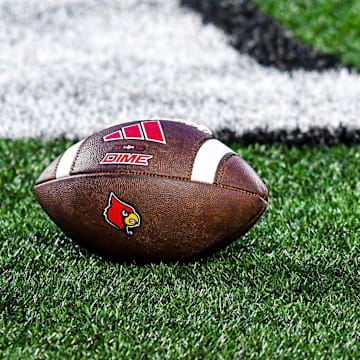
<box><xmin>103</xmin><ymin>192</ymin><xmax>141</xmax><ymax>235</ymax></box>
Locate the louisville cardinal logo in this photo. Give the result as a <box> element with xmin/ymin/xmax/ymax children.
<box><xmin>103</xmin><ymin>192</ymin><xmax>141</xmax><ymax>235</ymax></box>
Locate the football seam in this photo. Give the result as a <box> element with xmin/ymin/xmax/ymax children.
<box><xmin>70</xmin><ymin>137</ymin><xmax>88</xmax><ymax>174</ymax></box>
<box><xmin>35</xmin><ymin>170</ymin><xmax>268</xmax><ymax>201</ymax></box>
<box><xmin>214</xmin><ymin>153</ymin><xmax>237</xmax><ymax>184</ymax></box>
<box><xmin>53</xmin><ymin>153</ymin><xmax>64</xmax><ymax>179</ymax></box>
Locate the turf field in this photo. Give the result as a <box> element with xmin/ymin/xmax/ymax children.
<box><xmin>254</xmin><ymin>0</ymin><xmax>360</xmax><ymax>69</ymax></box>
<box><xmin>1</xmin><ymin>140</ymin><xmax>359</xmax><ymax>359</ymax></box>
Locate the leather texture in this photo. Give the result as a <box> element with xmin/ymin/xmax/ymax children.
<box><xmin>35</xmin><ymin>120</ymin><xmax>268</xmax><ymax>261</ymax></box>
<box><xmin>36</xmin><ymin>155</ymin><xmax>62</xmax><ymax>184</ymax></box>
<box><xmin>69</xmin><ymin>121</ymin><xmax>211</xmax><ymax>180</ymax></box>
<box><xmin>215</xmin><ymin>154</ymin><xmax>268</xmax><ymax>200</ymax></box>
<box><xmin>35</xmin><ymin>174</ymin><xmax>267</xmax><ymax>260</ymax></box>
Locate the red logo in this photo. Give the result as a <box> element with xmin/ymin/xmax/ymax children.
<box><xmin>103</xmin><ymin>121</ymin><xmax>166</xmax><ymax>144</ymax></box>
<box><xmin>100</xmin><ymin>152</ymin><xmax>153</xmax><ymax>166</ymax></box>
<box><xmin>104</xmin><ymin>193</ymin><xmax>141</xmax><ymax>235</ymax></box>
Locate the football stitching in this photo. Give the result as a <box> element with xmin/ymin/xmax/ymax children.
<box><xmin>70</xmin><ymin>138</ymin><xmax>88</xmax><ymax>174</ymax></box>
<box><xmin>53</xmin><ymin>153</ymin><xmax>64</xmax><ymax>180</ymax></box>
<box><xmin>214</xmin><ymin>153</ymin><xmax>237</xmax><ymax>184</ymax></box>
<box><xmin>37</xmin><ymin>170</ymin><xmax>267</xmax><ymax>200</ymax></box>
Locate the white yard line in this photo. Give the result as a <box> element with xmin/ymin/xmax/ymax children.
<box><xmin>0</xmin><ymin>0</ymin><xmax>359</xmax><ymax>142</ymax></box>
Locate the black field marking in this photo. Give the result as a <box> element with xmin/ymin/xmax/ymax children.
<box><xmin>181</xmin><ymin>0</ymin><xmax>342</xmax><ymax>71</ymax></box>
<box><xmin>216</xmin><ymin>127</ymin><xmax>360</xmax><ymax>146</ymax></box>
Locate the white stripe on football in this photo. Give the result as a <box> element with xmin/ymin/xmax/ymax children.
<box><xmin>56</xmin><ymin>140</ymin><xmax>85</xmax><ymax>179</ymax></box>
<box><xmin>191</xmin><ymin>139</ymin><xmax>235</xmax><ymax>184</ymax></box>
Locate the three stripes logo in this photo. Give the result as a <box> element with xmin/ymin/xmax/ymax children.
<box><xmin>103</xmin><ymin>121</ymin><xmax>166</xmax><ymax>144</ymax></box>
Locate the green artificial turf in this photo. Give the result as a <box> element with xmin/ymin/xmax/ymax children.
<box><xmin>0</xmin><ymin>139</ymin><xmax>359</xmax><ymax>359</ymax></box>
<box><xmin>253</xmin><ymin>0</ymin><xmax>360</xmax><ymax>70</ymax></box>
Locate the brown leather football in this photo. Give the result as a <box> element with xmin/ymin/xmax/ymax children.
<box><xmin>35</xmin><ymin>119</ymin><xmax>268</xmax><ymax>261</ymax></box>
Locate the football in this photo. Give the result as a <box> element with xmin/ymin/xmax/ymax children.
<box><xmin>35</xmin><ymin>120</ymin><xmax>268</xmax><ymax>261</ymax></box>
